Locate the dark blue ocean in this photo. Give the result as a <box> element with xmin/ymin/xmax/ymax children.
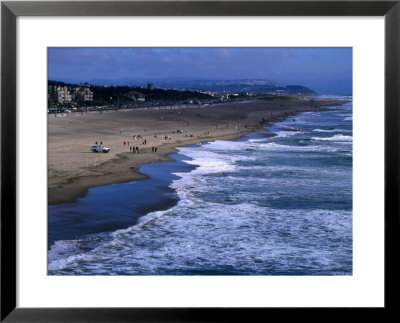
<box><xmin>48</xmin><ymin>97</ymin><xmax>352</xmax><ymax>275</ymax></box>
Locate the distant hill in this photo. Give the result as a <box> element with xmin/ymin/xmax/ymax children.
<box><xmin>282</xmin><ymin>85</ymin><xmax>318</xmax><ymax>96</ymax></box>
<box><xmin>49</xmin><ymin>78</ymin><xmax>318</xmax><ymax>99</ymax></box>
<box><xmin>154</xmin><ymin>79</ymin><xmax>280</xmax><ymax>91</ymax></box>
<box><xmin>156</xmin><ymin>80</ymin><xmax>317</xmax><ymax>96</ymax></box>
<box><xmin>84</xmin><ymin>78</ymin><xmax>318</xmax><ymax>96</ymax></box>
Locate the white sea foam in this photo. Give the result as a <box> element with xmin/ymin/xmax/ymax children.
<box><xmin>312</xmin><ymin>134</ymin><xmax>353</xmax><ymax>142</ymax></box>
<box><xmin>177</xmin><ymin>142</ymin><xmax>258</xmax><ymax>174</ymax></box>
<box><xmin>313</xmin><ymin>128</ymin><xmax>352</xmax><ymax>133</ymax></box>
<box><xmin>200</xmin><ymin>140</ymin><xmax>239</xmax><ymax>150</ymax></box>
<box><xmin>258</xmin><ymin>142</ymin><xmax>339</xmax><ymax>152</ymax></box>
<box><xmin>48</xmin><ymin>204</ymin><xmax>352</xmax><ymax>275</ymax></box>
<box><xmin>48</xmin><ymin>240</ymin><xmax>87</xmax><ymax>271</ymax></box>
<box><xmin>48</xmin><ymin>240</ymin><xmax>80</xmax><ymax>262</ymax></box>
<box><xmin>274</xmin><ymin>130</ymin><xmax>304</xmax><ymax>138</ymax></box>
<box><xmin>248</xmin><ymin>137</ymin><xmax>272</xmax><ymax>143</ymax></box>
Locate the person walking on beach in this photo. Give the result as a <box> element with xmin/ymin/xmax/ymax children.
<box><xmin>123</xmin><ymin>141</ymin><xmax>126</xmax><ymax>147</ymax></box>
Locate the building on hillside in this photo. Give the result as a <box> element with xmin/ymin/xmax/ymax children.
<box><xmin>48</xmin><ymin>85</ymin><xmax>93</xmax><ymax>104</ymax></box>
<box><xmin>56</xmin><ymin>85</ymin><xmax>72</xmax><ymax>103</ymax></box>
<box><xmin>126</xmin><ymin>91</ymin><xmax>146</xmax><ymax>102</ymax></box>
<box><xmin>48</xmin><ymin>85</ymin><xmax>58</xmax><ymax>102</ymax></box>
<box><xmin>72</xmin><ymin>87</ymin><xmax>94</xmax><ymax>102</ymax></box>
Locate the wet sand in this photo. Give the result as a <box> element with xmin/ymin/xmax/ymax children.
<box><xmin>48</xmin><ymin>98</ymin><xmax>345</xmax><ymax>204</ymax></box>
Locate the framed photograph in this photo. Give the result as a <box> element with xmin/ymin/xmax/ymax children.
<box><xmin>1</xmin><ymin>0</ymin><xmax>399</xmax><ymax>321</ymax></box>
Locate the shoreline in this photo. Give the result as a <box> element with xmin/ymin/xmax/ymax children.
<box><xmin>48</xmin><ymin>126</ymin><xmax>267</xmax><ymax>205</ymax></box>
<box><xmin>48</xmin><ymin>98</ymin><xmax>348</xmax><ymax>205</ymax></box>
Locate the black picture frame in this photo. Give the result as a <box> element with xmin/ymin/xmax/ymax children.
<box><xmin>1</xmin><ymin>1</ymin><xmax>399</xmax><ymax>321</ymax></box>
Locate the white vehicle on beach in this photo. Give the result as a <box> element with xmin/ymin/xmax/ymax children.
<box><xmin>91</xmin><ymin>144</ymin><xmax>110</xmax><ymax>153</ymax></box>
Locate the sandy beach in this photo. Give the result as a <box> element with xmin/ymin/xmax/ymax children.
<box><xmin>48</xmin><ymin>98</ymin><xmax>344</xmax><ymax>204</ymax></box>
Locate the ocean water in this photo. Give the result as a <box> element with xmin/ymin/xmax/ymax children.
<box><xmin>48</xmin><ymin>98</ymin><xmax>352</xmax><ymax>275</ymax></box>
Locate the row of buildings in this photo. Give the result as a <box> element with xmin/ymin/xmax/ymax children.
<box><xmin>48</xmin><ymin>85</ymin><xmax>94</xmax><ymax>104</ymax></box>
<box><xmin>48</xmin><ymin>85</ymin><xmax>147</xmax><ymax>105</ymax></box>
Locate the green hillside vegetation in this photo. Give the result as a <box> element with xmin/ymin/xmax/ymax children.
<box><xmin>48</xmin><ymin>80</ymin><xmax>213</xmax><ymax>107</ymax></box>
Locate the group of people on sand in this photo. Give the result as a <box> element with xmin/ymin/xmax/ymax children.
<box><xmin>131</xmin><ymin>135</ymin><xmax>147</xmax><ymax>145</ymax></box>
<box><xmin>119</xmin><ymin>125</ymin><xmax>213</xmax><ymax>155</ymax></box>
<box><xmin>126</xmin><ymin>144</ymin><xmax>157</xmax><ymax>154</ymax></box>
<box><xmin>121</xmin><ymin>139</ymin><xmax>141</xmax><ymax>153</ymax></box>
<box><xmin>132</xmin><ymin>134</ymin><xmax>143</xmax><ymax>140</ymax></box>
<box><xmin>118</xmin><ymin>129</ymin><xmax>155</xmax><ymax>154</ymax></box>
<box><xmin>130</xmin><ymin>146</ymin><xmax>140</xmax><ymax>154</ymax></box>
<box><xmin>121</xmin><ymin>138</ymin><xmax>156</xmax><ymax>153</ymax></box>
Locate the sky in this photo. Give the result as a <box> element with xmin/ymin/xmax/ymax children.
<box><xmin>48</xmin><ymin>47</ymin><xmax>352</xmax><ymax>95</ymax></box>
